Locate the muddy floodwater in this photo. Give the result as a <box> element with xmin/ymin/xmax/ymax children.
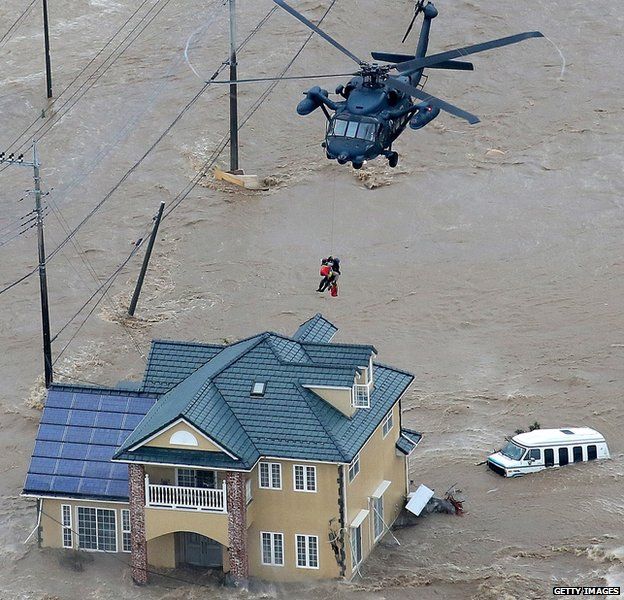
<box><xmin>1</xmin><ymin>0</ymin><xmax>623</xmax><ymax>598</ymax></box>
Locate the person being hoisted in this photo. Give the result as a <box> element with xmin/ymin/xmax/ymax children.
<box><xmin>317</xmin><ymin>257</ymin><xmax>332</xmax><ymax>292</ymax></box>
<box><xmin>316</xmin><ymin>256</ymin><xmax>340</xmax><ymax>296</ymax></box>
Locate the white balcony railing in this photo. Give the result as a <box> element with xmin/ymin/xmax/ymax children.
<box><xmin>352</xmin><ymin>381</ymin><xmax>371</xmax><ymax>408</ymax></box>
<box><xmin>145</xmin><ymin>475</ymin><xmax>227</xmax><ymax>513</ymax></box>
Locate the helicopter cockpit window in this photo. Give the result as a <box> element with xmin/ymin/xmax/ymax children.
<box><xmin>356</xmin><ymin>122</ymin><xmax>376</xmax><ymax>141</ymax></box>
<box><xmin>345</xmin><ymin>121</ymin><xmax>359</xmax><ymax>138</ymax></box>
<box><xmin>331</xmin><ymin>119</ymin><xmax>348</xmax><ymax>137</ymax></box>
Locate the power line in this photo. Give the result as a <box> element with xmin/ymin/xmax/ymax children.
<box><xmin>0</xmin><ymin>0</ymin><xmax>172</xmax><ymax>161</ymax></box>
<box><xmin>0</xmin><ymin>3</ymin><xmax>278</xmax><ymax>297</ymax></box>
<box><xmin>0</xmin><ymin>0</ymin><xmax>37</xmax><ymax>48</ymax></box>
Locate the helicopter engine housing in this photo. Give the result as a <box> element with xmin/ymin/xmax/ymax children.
<box><xmin>297</xmin><ymin>86</ymin><xmax>331</xmax><ymax>115</ymax></box>
<box><xmin>409</xmin><ymin>102</ymin><xmax>441</xmax><ymax>129</ymax></box>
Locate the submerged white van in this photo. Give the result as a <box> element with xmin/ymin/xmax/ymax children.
<box><xmin>487</xmin><ymin>427</ymin><xmax>609</xmax><ymax>477</ymax></box>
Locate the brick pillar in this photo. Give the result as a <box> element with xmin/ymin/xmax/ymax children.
<box><xmin>225</xmin><ymin>471</ymin><xmax>248</xmax><ymax>585</ymax></box>
<box><xmin>129</xmin><ymin>464</ymin><xmax>148</xmax><ymax>585</ymax></box>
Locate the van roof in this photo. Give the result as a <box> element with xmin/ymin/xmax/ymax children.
<box><xmin>513</xmin><ymin>427</ymin><xmax>605</xmax><ymax>447</ymax></box>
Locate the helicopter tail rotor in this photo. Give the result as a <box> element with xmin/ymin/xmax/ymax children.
<box><xmin>401</xmin><ymin>0</ymin><xmax>426</xmax><ymax>44</ymax></box>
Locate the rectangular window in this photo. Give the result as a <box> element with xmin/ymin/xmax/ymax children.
<box><xmin>61</xmin><ymin>504</ymin><xmax>72</xmax><ymax>548</ymax></box>
<box><xmin>572</xmin><ymin>446</ymin><xmax>583</xmax><ymax>463</ymax></box>
<box><xmin>176</xmin><ymin>468</ymin><xmax>216</xmax><ymax>488</ymax></box>
<box><xmin>259</xmin><ymin>462</ymin><xmax>282</xmax><ymax>489</ymax></box>
<box><xmin>529</xmin><ymin>448</ymin><xmax>541</xmax><ymax>460</ymax></box>
<box><xmin>587</xmin><ymin>445</ymin><xmax>597</xmax><ymax>460</ymax></box>
<box><xmin>293</xmin><ymin>465</ymin><xmax>317</xmax><ymax>492</ymax></box>
<box><xmin>77</xmin><ymin>507</ymin><xmax>117</xmax><ymax>552</ymax></box>
<box><xmin>295</xmin><ymin>534</ymin><xmax>319</xmax><ymax>569</ymax></box>
<box><xmin>121</xmin><ymin>509</ymin><xmax>131</xmax><ymax>553</ymax></box>
<box><xmin>372</xmin><ymin>496</ymin><xmax>384</xmax><ymax>541</ymax></box>
<box><xmin>350</xmin><ymin>526</ymin><xmax>362</xmax><ymax>569</ymax></box>
<box><xmin>261</xmin><ymin>532</ymin><xmax>284</xmax><ymax>566</ymax></box>
<box><xmin>381</xmin><ymin>410</ymin><xmax>394</xmax><ymax>438</ymax></box>
<box><xmin>177</xmin><ymin>468</ymin><xmax>196</xmax><ymax>487</ymax></box>
<box><xmin>348</xmin><ymin>454</ymin><xmax>360</xmax><ymax>483</ymax></box>
<box><xmin>245</xmin><ymin>478</ymin><xmax>253</xmax><ymax>504</ymax></box>
<box><xmin>558</xmin><ymin>447</ymin><xmax>569</xmax><ymax>466</ymax></box>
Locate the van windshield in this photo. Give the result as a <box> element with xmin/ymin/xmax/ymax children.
<box><xmin>501</xmin><ymin>442</ymin><xmax>524</xmax><ymax>460</ymax></box>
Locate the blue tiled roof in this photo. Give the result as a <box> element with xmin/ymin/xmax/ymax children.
<box><xmin>116</xmin><ymin>326</ymin><xmax>411</xmax><ymax>468</ymax></box>
<box><xmin>396</xmin><ymin>428</ymin><xmax>423</xmax><ymax>455</ymax></box>
<box><xmin>292</xmin><ymin>314</ymin><xmax>338</xmax><ymax>343</ymax></box>
<box><xmin>142</xmin><ymin>340</ymin><xmax>224</xmax><ymax>394</ymax></box>
<box><xmin>24</xmin><ymin>386</ymin><xmax>157</xmax><ymax>501</ymax></box>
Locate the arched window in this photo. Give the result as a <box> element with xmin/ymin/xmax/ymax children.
<box><xmin>169</xmin><ymin>430</ymin><xmax>198</xmax><ymax>446</ymax></box>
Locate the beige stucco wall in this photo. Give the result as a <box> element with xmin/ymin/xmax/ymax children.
<box><xmin>147</xmin><ymin>533</ymin><xmax>176</xmax><ymax>568</ymax></box>
<box><xmin>40</xmin><ymin>498</ymin><xmax>130</xmax><ymax>552</ymax></box>
<box><xmin>344</xmin><ymin>401</ymin><xmax>406</xmax><ymax>579</ymax></box>
<box><xmin>145</xmin><ymin>507</ymin><xmax>229</xmax><ymax>547</ymax></box>
<box><xmin>145</xmin><ymin>421</ymin><xmax>224</xmax><ymax>453</ymax></box>
<box><xmin>246</xmin><ymin>458</ymin><xmax>342</xmax><ymax>581</ymax></box>
<box><xmin>308</xmin><ymin>387</ymin><xmax>355</xmax><ymax>417</ymax></box>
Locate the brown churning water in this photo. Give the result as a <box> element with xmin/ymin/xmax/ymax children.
<box><xmin>0</xmin><ymin>0</ymin><xmax>623</xmax><ymax>598</ymax></box>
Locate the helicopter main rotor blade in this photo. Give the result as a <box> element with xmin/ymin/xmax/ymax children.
<box><xmin>273</xmin><ymin>0</ymin><xmax>364</xmax><ymax>65</ymax></box>
<box><xmin>388</xmin><ymin>77</ymin><xmax>480</xmax><ymax>124</ymax></box>
<box><xmin>209</xmin><ymin>73</ymin><xmax>355</xmax><ymax>84</ymax></box>
<box><xmin>395</xmin><ymin>31</ymin><xmax>544</xmax><ymax>75</ymax></box>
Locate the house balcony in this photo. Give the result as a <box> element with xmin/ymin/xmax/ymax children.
<box><xmin>145</xmin><ymin>475</ymin><xmax>227</xmax><ymax>513</ymax></box>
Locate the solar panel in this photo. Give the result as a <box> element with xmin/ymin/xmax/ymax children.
<box><xmin>68</xmin><ymin>410</ymin><xmax>97</xmax><ymax>427</ymax></box>
<box><xmin>24</xmin><ymin>388</ymin><xmax>156</xmax><ymax>500</ymax></box>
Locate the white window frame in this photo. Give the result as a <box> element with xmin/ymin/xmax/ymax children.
<box><xmin>260</xmin><ymin>531</ymin><xmax>284</xmax><ymax>566</ymax></box>
<box><xmin>381</xmin><ymin>410</ymin><xmax>394</xmax><ymax>438</ymax></box>
<box><xmin>75</xmin><ymin>506</ymin><xmax>118</xmax><ymax>552</ymax></box>
<box><xmin>121</xmin><ymin>509</ymin><xmax>131</xmax><ymax>553</ymax></box>
<box><xmin>372</xmin><ymin>496</ymin><xmax>384</xmax><ymax>541</ymax></box>
<box><xmin>350</xmin><ymin>525</ymin><xmax>362</xmax><ymax>569</ymax></box>
<box><xmin>348</xmin><ymin>454</ymin><xmax>360</xmax><ymax>483</ymax></box>
<box><xmin>259</xmin><ymin>461</ymin><xmax>282</xmax><ymax>490</ymax></box>
<box><xmin>61</xmin><ymin>504</ymin><xmax>73</xmax><ymax>548</ymax></box>
<box><xmin>295</xmin><ymin>534</ymin><xmax>319</xmax><ymax>569</ymax></box>
<box><xmin>245</xmin><ymin>478</ymin><xmax>253</xmax><ymax>504</ymax></box>
<box><xmin>293</xmin><ymin>465</ymin><xmax>317</xmax><ymax>493</ymax></box>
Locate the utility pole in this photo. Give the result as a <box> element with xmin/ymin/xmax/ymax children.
<box><xmin>228</xmin><ymin>0</ymin><xmax>239</xmax><ymax>172</ymax></box>
<box><xmin>128</xmin><ymin>201</ymin><xmax>165</xmax><ymax>317</ymax></box>
<box><xmin>42</xmin><ymin>0</ymin><xmax>53</xmax><ymax>99</ymax></box>
<box><xmin>0</xmin><ymin>142</ymin><xmax>53</xmax><ymax>387</ymax></box>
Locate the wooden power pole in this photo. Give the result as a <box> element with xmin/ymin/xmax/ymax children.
<box><xmin>0</xmin><ymin>141</ymin><xmax>53</xmax><ymax>387</ymax></box>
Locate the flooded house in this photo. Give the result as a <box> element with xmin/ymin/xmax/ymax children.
<box><xmin>23</xmin><ymin>314</ymin><xmax>421</xmax><ymax>584</ymax></box>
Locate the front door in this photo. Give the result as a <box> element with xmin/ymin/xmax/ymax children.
<box><xmin>178</xmin><ymin>533</ymin><xmax>222</xmax><ymax>568</ymax></box>
<box><xmin>544</xmin><ymin>448</ymin><xmax>554</xmax><ymax>467</ymax></box>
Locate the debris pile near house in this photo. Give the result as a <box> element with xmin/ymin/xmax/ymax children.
<box><xmin>393</xmin><ymin>484</ymin><xmax>464</xmax><ymax>529</ymax></box>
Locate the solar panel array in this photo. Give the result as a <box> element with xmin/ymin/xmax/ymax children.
<box><xmin>24</xmin><ymin>387</ymin><xmax>156</xmax><ymax>500</ymax></box>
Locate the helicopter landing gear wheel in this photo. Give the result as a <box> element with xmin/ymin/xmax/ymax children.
<box><xmin>388</xmin><ymin>152</ymin><xmax>399</xmax><ymax>168</ymax></box>
<box><xmin>352</xmin><ymin>162</ymin><xmax>363</xmax><ymax>170</ymax></box>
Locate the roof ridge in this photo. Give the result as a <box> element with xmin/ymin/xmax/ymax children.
<box><xmin>301</xmin><ymin>340</ymin><xmax>377</xmax><ymax>351</ymax></box>
<box><xmin>209</xmin><ymin>382</ymin><xmax>261</xmax><ymax>458</ymax></box>
<box><xmin>150</xmin><ymin>339</ymin><xmax>225</xmax><ymax>348</ymax></box>
<box><xmin>297</xmin><ymin>384</ymin><xmax>349</xmax><ymax>462</ymax></box>
<box><xmin>373</xmin><ymin>361</ymin><xmax>415</xmax><ymax>378</ymax></box>
<box><xmin>48</xmin><ymin>383</ymin><xmax>157</xmax><ymax>398</ymax></box>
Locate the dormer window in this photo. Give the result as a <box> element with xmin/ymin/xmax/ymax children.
<box><xmin>251</xmin><ymin>382</ymin><xmax>267</xmax><ymax>397</ymax></box>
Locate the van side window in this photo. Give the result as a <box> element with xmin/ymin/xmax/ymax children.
<box><xmin>529</xmin><ymin>449</ymin><xmax>540</xmax><ymax>460</ymax></box>
<box><xmin>544</xmin><ymin>449</ymin><xmax>554</xmax><ymax>467</ymax></box>
<box><xmin>587</xmin><ymin>445</ymin><xmax>597</xmax><ymax>460</ymax></box>
<box><xmin>572</xmin><ymin>446</ymin><xmax>583</xmax><ymax>462</ymax></box>
<box><xmin>558</xmin><ymin>447</ymin><xmax>569</xmax><ymax>466</ymax></box>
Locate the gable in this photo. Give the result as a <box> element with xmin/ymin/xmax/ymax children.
<box><xmin>140</xmin><ymin>419</ymin><xmax>237</xmax><ymax>456</ymax></box>
<box><xmin>305</xmin><ymin>386</ymin><xmax>356</xmax><ymax>418</ymax></box>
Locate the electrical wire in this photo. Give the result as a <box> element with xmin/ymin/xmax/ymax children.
<box><xmin>0</xmin><ymin>0</ymin><xmax>37</xmax><ymax>48</ymax></box>
<box><xmin>0</xmin><ymin>0</ymin><xmax>171</xmax><ymax>162</ymax></box>
<box><xmin>0</xmin><ymin>2</ymin><xmax>279</xmax><ymax>297</ymax></box>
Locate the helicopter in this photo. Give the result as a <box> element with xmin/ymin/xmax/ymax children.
<box><xmin>217</xmin><ymin>0</ymin><xmax>545</xmax><ymax>169</ymax></box>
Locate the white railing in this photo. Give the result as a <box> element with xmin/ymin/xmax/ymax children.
<box><xmin>145</xmin><ymin>476</ymin><xmax>227</xmax><ymax>513</ymax></box>
<box><xmin>352</xmin><ymin>382</ymin><xmax>371</xmax><ymax>408</ymax></box>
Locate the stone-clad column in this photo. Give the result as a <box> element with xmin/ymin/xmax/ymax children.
<box><xmin>129</xmin><ymin>464</ymin><xmax>148</xmax><ymax>585</ymax></box>
<box><xmin>225</xmin><ymin>471</ymin><xmax>249</xmax><ymax>585</ymax></box>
